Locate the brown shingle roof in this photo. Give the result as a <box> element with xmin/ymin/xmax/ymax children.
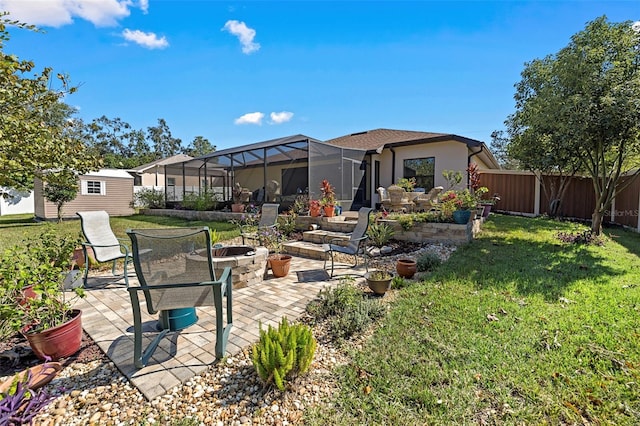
<box><xmin>325</xmin><ymin>128</ymin><xmax>478</xmax><ymax>151</ymax></box>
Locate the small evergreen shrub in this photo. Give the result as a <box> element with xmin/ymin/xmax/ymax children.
<box><xmin>134</xmin><ymin>188</ymin><xmax>165</xmax><ymax>209</ymax></box>
<box><xmin>328</xmin><ymin>300</ymin><xmax>386</xmax><ymax>340</ymax></box>
<box><xmin>396</xmin><ymin>215</ymin><xmax>414</xmax><ymax>231</ymax></box>
<box><xmin>307</xmin><ymin>278</ymin><xmax>360</xmax><ymax>319</ymax></box>
<box><xmin>181</xmin><ymin>190</ymin><xmax>219</xmax><ymax>211</ymax></box>
<box><xmin>307</xmin><ymin>278</ymin><xmax>387</xmax><ymax>339</ymax></box>
<box><xmin>251</xmin><ymin>317</ymin><xmax>317</xmax><ymax>391</ymax></box>
<box><xmin>392</xmin><ymin>275</ymin><xmax>411</xmax><ymax>290</ymax></box>
<box><xmin>416</xmin><ymin>252</ymin><xmax>442</xmax><ymax>272</ymax></box>
<box><xmin>277</xmin><ymin>212</ymin><xmax>297</xmax><ymax>238</ymax></box>
<box><xmin>367</xmin><ymin>222</ymin><xmax>394</xmax><ymax>247</ymax></box>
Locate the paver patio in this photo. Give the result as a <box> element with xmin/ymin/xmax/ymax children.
<box><xmin>74</xmin><ymin>256</ymin><xmax>366</xmax><ymax>400</ymax></box>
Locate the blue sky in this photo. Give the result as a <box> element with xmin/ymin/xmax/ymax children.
<box><xmin>2</xmin><ymin>1</ymin><xmax>639</xmax><ymax>151</ymax></box>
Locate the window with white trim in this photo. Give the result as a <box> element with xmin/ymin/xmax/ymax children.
<box><xmin>81</xmin><ymin>180</ymin><xmax>106</xmax><ymax>195</ymax></box>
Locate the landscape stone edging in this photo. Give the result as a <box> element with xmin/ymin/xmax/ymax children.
<box><xmin>141</xmin><ymin>209</ymin><xmax>481</xmax><ymax>245</ymax></box>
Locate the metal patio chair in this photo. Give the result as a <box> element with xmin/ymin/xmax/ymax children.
<box><xmin>76</xmin><ymin>210</ymin><xmax>132</xmax><ymax>287</ymax></box>
<box><xmin>126</xmin><ymin>227</ymin><xmax>233</xmax><ymax>368</ymax></box>
<box><xmin>240</xmin><ymin>203</ymin><xmax>280</xmax><ymax>246</ymax></box>
<box><xmin>323</xmin><ymin>207</ymin><xmax>373</xmax><ymax>278</ymax></box>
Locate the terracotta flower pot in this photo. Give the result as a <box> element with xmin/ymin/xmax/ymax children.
<box><xmin>396</xmin><ymin>258</ymin><xmax>417</xmax><ymax>279</ymax></box>
<box><xmin>23</xmin><ymin>309</ymin><xmax>83</xmax><ymax>361</ymax></box>
<box><xmin>323</xmin><ymin>206</ymin><xmax>335</xmax><ymax>217</ymax></box>
<box><xmin>269</xmin><ymin>254</ymin><xmax>292</xmax><ymax>278</ymax></box>
<box><xmin>18</xmin><ymin>285</ymin><xmax>37</xmax><ymax>306</ymax></box>
<box><xmin>310</xmin><ymin>206</ymin><xmax>321</xmax><ymax>217</ymax></box>
<box><xmin>231</xmin><ymin>203</ymin><xmax>245</xmax><ymax>213</ymax></box>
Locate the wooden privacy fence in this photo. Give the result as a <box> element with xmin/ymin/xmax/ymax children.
<box><xmin>479</xmin><ymin>170</ymin><xmax>640</xmax><ymax>231</ymax></box>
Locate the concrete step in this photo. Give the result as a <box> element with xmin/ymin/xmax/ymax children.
<box><xmin>321</xmin><ymin>219</ymin><xmax>358</xmax><ymax>233</ymax></box>
<box><xmin>302</xmin><ymin>230</ymin><xmax>351</xmax><ymax>244</ymax></box>
<box><xmin>283</xmin><ymin>241</ymin><xmax>328</xmax><ymax>260</ymax></box>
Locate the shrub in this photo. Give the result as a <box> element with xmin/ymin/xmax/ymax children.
<box><xmin>396</xmin><ymin>214</ymin><xmax>414</xmax><ymax>231</ymax></box>
<box><xmin>328</xmin><ymin>299</ymin><xmax>386</xmax><ymax>340</ymax></box>
<box><xmin>134</xmin><ymin>188</ymin><xmax>165</xmax><ymax>209</ymax></box>
<box><xmin>251</xmin><ymin>317</ymin><xmax>317</xmax><ymax>391</ymax></box>
<box><xmin>392</xmin><ymin>275</ymin><xmax>411</xmax><ymax>290</ymax></box>
<box><xmin>181</xmin><ymin>190</ymin><xmax>219</xmax><ymax>211</ymax></box>
<box><xmin>367</xmin><ymin>222</ymin><xmax>394</xmax><ymax>247</ymax></box>
<box><xmin>307</xmin><ymin>278</ymin><xmax>360</xmax><ymax>319</ymax></box>
<box><xmin>416</xmin><ymin>252</ymin><xmax>442</xmax><ymax>272</ymax></box>
<box><xmin>307</xmin><ymin>278</ymin><xmax>386</xmax><ymax>339</ymax></box>
<box><xmin>278</xmin><ymin>212</ymin><xmax>297</xmax><ymax>238</ymax></box>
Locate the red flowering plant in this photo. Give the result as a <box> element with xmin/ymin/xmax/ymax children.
<box><xmin>319</xmin><ymin>179</ymin><xmax>336</xmax><ymax>208</ymax></box>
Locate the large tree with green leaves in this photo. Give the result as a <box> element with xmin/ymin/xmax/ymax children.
<box><xmin>507</xmin><ymin>16</ymin><xmax>640</xmax><ymax>233</ymax></box>
<box><xmin>0</xmin><ymin>16</ymin><xmax>100</xmax><ymax>194</ymax></box>
<box><xmin>185</xmin><ymin>136</ymin><xmax>215</xmax><ymax>157</ymax></box>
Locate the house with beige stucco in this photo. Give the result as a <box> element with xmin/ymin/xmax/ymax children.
<box><xmin>165</xmin><ymin>129</ymin><xmax>500</xmax><ymax>212</ymax></box>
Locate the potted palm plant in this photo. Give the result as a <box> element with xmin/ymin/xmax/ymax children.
<box><xmin>1</xmin><ymin>229</ymin><xmax>86</xmax><ymax>361</ymax></box>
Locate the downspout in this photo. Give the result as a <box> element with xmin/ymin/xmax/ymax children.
<box><xmin>467</xmin><ymin>145</ymin><xmax>484</xmax><ymax>187</ymax></box>
<box><xmin>390</xmin><ymin>147</ymin><xmax>396</xmax><ymax>184</ymax></box>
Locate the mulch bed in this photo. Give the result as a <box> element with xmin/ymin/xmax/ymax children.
<box><xmin>0</xmin><ymin>331</ymin><xmax>106</xmax><ymax>379</ymax></box>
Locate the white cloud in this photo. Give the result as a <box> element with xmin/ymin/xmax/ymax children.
<box><xmin>270</xmin><ymin>111</ymin><xmax>294</xmax><ymax>124</ymax></box>
<box><xmin>139</xmin><ymin>0</ymin><xmax>149</xmax><ymax>14</ymax></box>
<box><xmin>234</xmin><ymin>112</ymin><xmax>264</xmax><ymax>125</ymax></box>
<box><xmin>0</xmin><ymin>0</ymin><xmax>145</xmax><ymax>27</ymax></box>
<box><xmin>122</xmin><ymin>29</ymin><xmax>168</xmax><ymax>49</ymax></box>
<box><xmin>222</xmin><ymin>20</ymin><xmax>260</xmax><ymax>54</ymax></box>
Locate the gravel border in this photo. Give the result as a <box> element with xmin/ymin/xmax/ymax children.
<box><xmin>8</xmin><ymin>242</ymin><xmax>456</xmax><ymax>425</ymax></box>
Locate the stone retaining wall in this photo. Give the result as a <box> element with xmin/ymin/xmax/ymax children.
<box><xmin>142</xmin><ymin>209</ymin><xmax>481</xmax><ymax>245</ymax></box>
<box><xmin>379</xmin><ymin>218</ymin><xmax>481</xmax><ymax>245</ymax></box>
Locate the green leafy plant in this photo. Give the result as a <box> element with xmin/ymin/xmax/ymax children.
<box><xmin>134</xmin><ymin>187</ymin><xmax>166</xmax><ymax>209</ymax></box>
<box><xmin>251</xmin><ymin>317</ymin><xmax>317</xmax><ymax>391</ymax></box>
<box><xmin>416</xmin><ymin>251</ymin><xmax>442</xmax><ymax>272</ymax></box>
<box><xmin>396</xmin><ymin>214</ymin><xmax>415</xmax><ymax>231</ymax></box>
<box><xmin>367</xmin><ymin>270</ymin><xmax>392</xmax><ymax>281</ymax></box>
<box><xmin>43</xmin><ymin>172</ymin><xmax>78</xmax><ymax>223</ymax></box>
<box><xmin>277</xmin><ymin>211</ymin><xmax>297</xmax><ymax>238</ymax></box>
<box><xmin>392</xmin><ymin>275</ymin><xmax>411</xmax><ymax>290</ymax></box>
<box><xmin>367</xmin><ymin>222</ymin><xmax>394</xmax><ymax>247</ymax></box>
<box><xmin>307</xmin><ymin>279</ymin><xmax>387</xmax><ymax>340</ymax></box>
<box><xmin>0</xmin><ymin>228</ymin><xmax>85</xmax><ymax>334</ymax></box>
<box><xmin>181</xmin><ymin>190</ymin><xmax>219</xmax><ymax>211</ymax></box>
<box><xmin>442</xmin><ymin>169</ymin><xmax>463</xmax><ymax>190</ymax></box>
<box><xmin>396</xmin><ymin>177</ymin><xmax>416</xmax><ymax>192</ymax></box>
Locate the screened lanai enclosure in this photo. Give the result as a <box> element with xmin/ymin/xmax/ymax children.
<box><xmin>163</xmin><ymin>134</ymin><xmax>371</xmax><ymax>212</ymax></box>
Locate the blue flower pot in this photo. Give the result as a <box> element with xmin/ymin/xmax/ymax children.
<box><xmin>453</xmin><ymin>209</ymin><xmax>472</xmax><ymax>224</ymax></box>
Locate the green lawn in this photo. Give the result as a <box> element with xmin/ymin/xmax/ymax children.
<box><xmin>307</xmin><ymin>215</ymin><xmax>640</xmax><ymax>425</ymax></box>
<box><xmin>0</xmin><ymin>214</ymin><xmax>240</xmax><ymax>251</ymax></box>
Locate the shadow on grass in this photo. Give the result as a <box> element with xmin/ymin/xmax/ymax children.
<box><xmin>437</xmin><ymin>215</ymin><xmax>620</xmax><ymax>301</ymax></box>
<box><xmin>0</xmin><ymin>214</ymin><xmax>40</xmax><ymax>228</ymax></box>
